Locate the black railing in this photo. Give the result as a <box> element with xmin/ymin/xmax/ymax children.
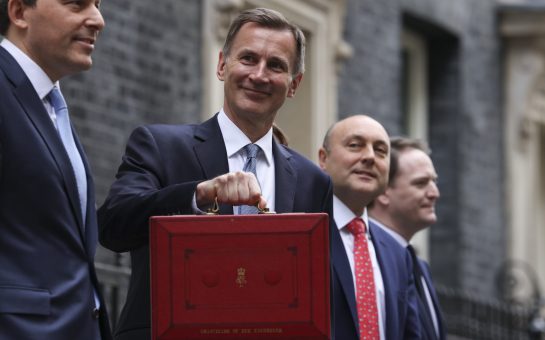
<box><xmin>96</xmin><ymin>261</ymin><xmax>130</xmax><ymax>329</ymax></box>
<box><xmin>437</xmin><ymin>285</ymin><xmax>545</xmax><ymax>340</ymax></box>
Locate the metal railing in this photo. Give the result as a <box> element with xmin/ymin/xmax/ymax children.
<box><xmin>437</xmin><ymin>285</ymin><xmax>545</xmax><ymax>340</ymax></box>
<box><xmin>96</xmin><ymin>261</ymin><xmax>131</xmax><ymax>329</ymax></box>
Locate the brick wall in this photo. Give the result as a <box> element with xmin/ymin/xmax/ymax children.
<box><xmin>340</xmin><ymin>0</ymin><xmax>505</xmax><ymax>298</ymax></box>
<box><xmin>61</xmin><ymin>0</ymin><xmax>202</xmax><ymax>267</ymax></box>
<box><xmin>63</xmin><ymin>0</ymin><xmax>203</xmax><ymax>203</ymax></box>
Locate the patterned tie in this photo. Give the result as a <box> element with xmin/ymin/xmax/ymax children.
<box><xmin>238</xmin><ymin>144</ymin><xmax>260</xmax><ymax>214</ymax></box>
<box><xmin>48</xmin><ymin>87</ymin><xmax>87</xmax><ymax>223</ymax></box>
<box><xmin>346</xmin><ymin>218</ymin><xmax>380</xmax><ymax>340</ymax></box>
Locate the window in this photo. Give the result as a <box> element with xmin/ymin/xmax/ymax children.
<box><xmin>401</xmin><ymin>28</ymin><xmax>431</xmax><ymax>260</ymax></box>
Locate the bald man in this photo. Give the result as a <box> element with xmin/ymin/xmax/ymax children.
<box><xmin>319</xmin><ymin>115</ymin><xmax>420</xmax><ymax>340</ymax></box>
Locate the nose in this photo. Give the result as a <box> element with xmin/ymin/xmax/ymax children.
<box><xmin>85</xmin><ymin>5</ymin><xmax>106</xmax><ymax>32</ymax></box>
<box><xmin>359</xmin><ymin>145</ymin><xmax>376</xmax><ymax>164</ymax></box>
<box><xmin>248</xmin><ymin>61</ymin><xmax>269</xmax><ymax>83</ymax></box>
<box><xmin>428</xmin><ymin>181</ymin><xmax>440</xmax><ymax>199</ymax></box>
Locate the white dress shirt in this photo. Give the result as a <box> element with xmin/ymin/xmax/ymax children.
<box><xmin>333</xmin><ymin>196</ymin><xmax>386</xmax><ymax>340</ymax></box>
<box><xmin>370</xmin><ymin>217</ymin><xmax>440</xmax><ymax>337</ymax></box>
<box><xmin>192</xmin><ymin>109</ymin><xmax>277</xmax><ymax>213</ymax></box>
<box><xmin>217</xmin><ymin>109</ymin><xmax>275</xmax><ymax>213</ymax></box>
<box><xmin>0</xmin><ymin>38</ymin><xmax>59</xmax><ymax>125</ymax></box>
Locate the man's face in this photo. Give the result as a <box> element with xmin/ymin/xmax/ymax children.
<box><xmin>319</xmin><ymin>116</ymin><xmax>390</xmax><ymax>210</ymax></box>
<box><xmin>217</xmin><ymin>22</ymin><xmax>302</xmax><ymax>130</ymax></box>
<box><xmin>385</xmin><ymin>148</ymin><xmax>440</xmax><ymax>231</ymax></box>
<box><xmin>17</xmin><ymin>0</ymin><xmax>104</xmax><ymax>80</ymax></box>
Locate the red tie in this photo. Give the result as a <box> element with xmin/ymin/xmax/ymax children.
<box><xmin>346</xmin><ymin>218</ymin><xmax>380</xmax><ymax>340</ymax></box>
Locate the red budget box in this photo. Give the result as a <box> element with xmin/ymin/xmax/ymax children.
<box><xmin>150</xmin><ymin>213</ymin><xmax>330</xmax><ymax>340</ymax></box>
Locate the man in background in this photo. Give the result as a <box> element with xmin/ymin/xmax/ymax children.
<box><xmin>369</xmin><ymin>136</ymin><xmax>446</xmax><ymax>339</ymax></box>
<box><xmin>0</xmin><ymin>0</ymin><xmax>111</xmax><ymax>338</ymax></box>
<box><xmin>98</xmin><ymin>7</ymin><xmax>332</xmax><ymax>340</ymax></box>
<box><xmin>319</xmin><ymin>115</ymin><xmax>420</xmax><ymax>339</ymax></box>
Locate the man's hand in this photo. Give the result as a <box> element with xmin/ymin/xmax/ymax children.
<box><xmin>195</xmin><ymin>172</ymin><xmax>267</xmax><ymax>210</ymax></box>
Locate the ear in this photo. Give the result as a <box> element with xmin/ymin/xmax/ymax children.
<box><xmin>216</xmin><ymin>51</ymin><xmax>226</xmax><ymax>81</ymax></box>
<box><xmin>376</xmin><ymin>189</ymin><xmax>390</xmax><ymax>206</ymax></box>
<box><xmin>287</xmin><ymin>73</ymin><xmax>303</xmax><ymax>98</ymax></box>
<box><xmin>318</xmin><ymin>147</ymin><xmax>328</xmax><ymax>170</ymax></box>
<box><xmin>7</xmin><ymin>0</ymin><xmax>30</xmax><ymax>30</ymax></box>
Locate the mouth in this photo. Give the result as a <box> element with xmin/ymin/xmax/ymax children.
<box><xmin>242</xmin><ymin>86</ymin><xmax>270</xmax><ymax>97</ymax></box>
<box><xmin>353</xmin><ymin>169</ymin><xmax>377</xmax><ymax>179</ymax></box>
<box><xmin>74</xmin><ymin>35</ymin><xmax>96</xmax><ymax>48</ymax></box>
<box><xmin>421</xmin><ymin>203</ymin><xmax>436</xmax><ymax>210</ymax></box>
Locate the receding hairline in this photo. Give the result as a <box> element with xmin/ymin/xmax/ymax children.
<box><xmin>323</xmin><ymin>115</ymin><xmax>387</xmax><ymax>151</ymax></box>
<box><xmin>221</xmin><ymin>7</ymin><xmax>306</xmax><ymax>76</ymax></box>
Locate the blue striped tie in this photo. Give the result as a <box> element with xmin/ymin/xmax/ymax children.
<box><xmin>238</xmin><ymin>144</ymin><xmax>260</xmax><ymax>214</ymax></box>
<box><xmin>48</xmin><ymin>87</ymin><xmax>87</xmax><ymax>223</ymax></box>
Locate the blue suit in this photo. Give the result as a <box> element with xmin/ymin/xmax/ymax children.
<box><xmin>415</xmin><ymin>257</ymin><xmax>447</xmax><ymax>340</ymax></box>
<box><xmin>331</xmin><ymin>219</ymin><xmax>420</xmax><ymax>339</ymax></box>
<box><xmin>0</xmin><ymin>46</ymin><xmax>111</xmax><ymax>339</ymax></box>
<box><xmin>98</xmin><ymin>115</ymin><xmax>334</xmax><ymax>340</ymax></box>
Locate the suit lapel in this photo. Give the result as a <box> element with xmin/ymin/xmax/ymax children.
<box><xmin>331</xmin><ymin>222</ymin><xmax>359</xmax><ymax>329</ymax></box>
<box><xmin>420</xmin><ymin>261</ymin><xmax>446</xmax><ymax>339</ymax></box>
<box><xmin>1</xmin><ymin>47</ymin><xmax>85</xmax><ymax>236</ymax></box>
<box><xmin>272</xmin><ymin>142</ymin><xmax>296</xmax><ymax>213</ymax></box>
<box><xmin>368</xmin><ymin>223</ymin><xmax>397</xmax><ymax>339</ymax></box>
<box><xmin>75</xmin><ymin>132</ymin><xmax>97</xmax><ymax>258</ymax></box>
<box><xmin>193</xmin><ymin>115</ymin><xmax>231</xmax><ymax>214</ymax></box>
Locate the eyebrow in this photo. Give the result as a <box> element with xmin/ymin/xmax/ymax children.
<box><xmin>236</xmin><ymin>49</ymin><xmax>290</xmax><ymax>66</ymax></box>
<box><xmin>410</xmin><ymin>174</ymin><xmax>438</xmax><ymax>182</ymax></box>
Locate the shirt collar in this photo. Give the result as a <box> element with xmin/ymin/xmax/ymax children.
<box><xmin>217</xmin><ymin>108</ymin><xmax>273</xmax><ymax>165</ymax></box>
<box><xmin>368</xmin><ymin>217</ymin><xmax>409</xmax><ymax>247</ymax></box>
<box><xmin>0</xmin><ymin>38</ymin><xmax>57</xmax><ymax>100</ymax></box>
<box><xmin>333</xmin><ymin>195</ymin><xmax>369</xmax><ymax>231</ymax></box>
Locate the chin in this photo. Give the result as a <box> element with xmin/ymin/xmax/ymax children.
<box><xmin>424</xmin><ymin>216</ymin><xmax>437</xmax><ymax>225</ymax></box>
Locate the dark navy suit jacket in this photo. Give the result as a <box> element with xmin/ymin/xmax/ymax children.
<box><xmin>416</xmin><ymin>257</ymin><xmax>447</xmax><ymax>340</ymax></box>
<box><xmin>0</xmin><ymin>46</ymin><xmax>111</xmax><ymax>339</ymax></box>
<box><xmin>98</xmin><ymin>116</ymin><xmax>334</xmax><ymax>340</ymax></box>
<box><xmin>331</xmin><ymin>218</ymin><xmax>421</xmax><ymax>339</ymax></box>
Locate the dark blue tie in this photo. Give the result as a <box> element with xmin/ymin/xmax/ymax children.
<box><xmin>48</xmin><ymin>87</ymin><xmax>87</xmax><ymax>223</ymax></box>
<box><xmin>238</xmin><ymin>144</ymin><xmax>260</xmax><ymax>214</ymax></box>
<box><xmin>408</xmin><ymin>245</ymin><xmax>437</xmax><ymax>337</ymax></box>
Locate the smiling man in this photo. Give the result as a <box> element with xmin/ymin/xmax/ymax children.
<box><xmin>369</xmin><ymin>137</ymin><xmax>446</xmax><ymax>339</ymax></box>
<box><xmin>0</xmin><ymin>0</ymin><xmax>110</xmax><ymax>339</ymax></box>
<box><xmin>319</xmin><ymin>115</ymin><xmax>420</xmax><ymax>340</ymax></box>
<box><xmin>98</xmin><ymin>8</ymin><xmax>332</xmax><ymax>340</ymax></box>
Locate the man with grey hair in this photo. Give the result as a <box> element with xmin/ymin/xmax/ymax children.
<box><xmin>0</xmin><ymin>0</ymin><xmax>111</xmax><ymax>339</ymax></box>
<box><xmin>98</xmin><ymin>7</ymin><xmax>333</xmax><ymax>340</ymax></box>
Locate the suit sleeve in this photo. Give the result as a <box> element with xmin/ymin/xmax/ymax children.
<box><xmin>98</xmin><ymin>126</ymin><xmax>200</xmax><ymax>252</ymax></box>
<box><xmin>404</xmin><ymin>249</ymin><xmax>423</xmax><ymax>339</ymax></box>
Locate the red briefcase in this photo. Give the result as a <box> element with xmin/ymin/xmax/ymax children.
<box><xmin>150</xmin><ymin>213</ymin><xmax>330</xmax><ymax>340</ymax></box>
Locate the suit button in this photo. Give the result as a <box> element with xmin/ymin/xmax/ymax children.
<box><xmin>92</xmin><ymin>308</ymin><xmax>100</xmax><ymax>319</ymax></box>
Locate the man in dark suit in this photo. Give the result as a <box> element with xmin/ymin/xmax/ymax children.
<box><xmin>98</xmin><ymin>8</ymin><xmax>333</xmax><ymax>340</ymax></box>
<box><xmin>319</xmin><ymin>115</ymin><xmax>420</xmax><ymax>339</ymax></box>
<box><xmin>0</xmin><ymin>0</ymin><xmax>111</xmax><ymax>339</ymax></box>
<box><xmin>369</xmin><ymin>137</ymin><xmax>446</xmax><ymax>340</ymax></box>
